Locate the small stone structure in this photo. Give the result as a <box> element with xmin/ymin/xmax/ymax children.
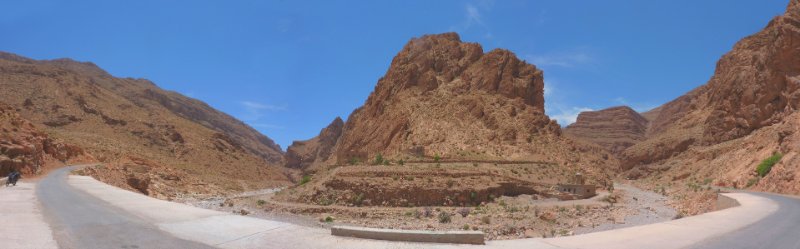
<box><xmin>556</xmin><ymin>173</ymin><xmax>596</xmax><ymax>199</ymax></box>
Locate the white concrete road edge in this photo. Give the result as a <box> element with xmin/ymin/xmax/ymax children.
<box><xmin>61</xmin><ymin>175</ymin><xmax>780</xmax><ymax>249</ymax></box>
<box><xmin>0</xmin><ymin>181</ymin><xmax>59</xmax><ymax>249</ymax></box>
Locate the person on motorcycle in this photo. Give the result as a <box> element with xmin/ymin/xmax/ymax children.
<box><xmin>7</xmin><ymin>170</ymin><xmax>20</xmax><ymax>186</ymax></box>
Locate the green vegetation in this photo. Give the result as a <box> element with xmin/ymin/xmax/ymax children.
<box><xmin>398</xmin><ymin>159</ymin><xmax>405</xmax><ymax>166</ymax></box>
<box><xmin>434</xmin><ymin>154</ymin><xmax>441</xmax><ymax>163</ymax></box>
<box><xmin>256</xmin><ymin>200</ymin><xmax>266</xmax><ymax>206</ymax></box>
<box><xmin>373</xmin><ymin>153</ymin><xmax>384</xmax><ymax>165</ymax></box>
<box><xmin>756</xmin><ymin>153</ymin><xmax>783</xmax><ymax>177</ymax></box>
<box><xmin>438</xmin><ymin>212</ymin><xmax>452</xmax><ymax>223</ymax></box>
<box><xmin>462</xmin><ymin>224</ymin><xmax>471</xmax><ymax>230</ymax></box>
<box><xmin>470</xmin><ymin>191</ymin><xmax>477</xmax><ymax>201</ymax></box>
<box><xmin>348</xmin><ymin>157</ymin><xmax>360</xmax><ymax>165</ymax></box>
<box><xmin>325</xmin><ymin>216</ymin><xmax>334</xmax><ymax>222</ymax></box>
<box><xmin>299</xmin><ymin>175</ymin><xmax>312</xmax><ymax>185</ymax></box>
<box><xmin>353</xmin><ymin>193</ymin><xmax>365</xmax><ymax>206</ymax></box>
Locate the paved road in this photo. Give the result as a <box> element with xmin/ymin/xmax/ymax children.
<box><xmin>691</xmin><ymin>192</ymin><xmax>800</xmax><ymax>249</ymax></box>
<box><xmin>36</xmin><ymin>166</ymin><xmax>214</xmax><ymax>249</ymax></box>
<box><xmin>30</xmin><ymin>166</ymin><xmax>800</xmax><ymax>249</ymax></box>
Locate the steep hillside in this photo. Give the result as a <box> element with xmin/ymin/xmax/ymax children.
<box><xmin>0</xmin><ymin>52</ymin><xmax>291</xmax><ymax>198</ymax></box>
<box><xmin>620</xmin><ymin>0</ymin><xmax>800</xmax><ymax>195</ymax></box>
<box><xmin>0</xmin><ymin>102</ymin><xmax>92</xmax><ymax>176</ymax></box>
<box><xmin>284</xmin><ymin>117</ymin><xmax>343</xmax><ymax>170</ymax></box>
<box><xmin>286</xmin><ymin>33</ymin><xmax>616</xmax><ymax>181</ymax></box>
<box><xmin>564</xmin><ymin>106</ymin><xmax>648</xmax><ymax>155</ymax></box>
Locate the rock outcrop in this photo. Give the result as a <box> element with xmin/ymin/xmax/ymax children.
<box><xmin>0</xmin><ymin>52</ymin><xmax>291</xmax><ymax>197</ymax></box>
<box><xmin>0</xmin><ymin>102</ymin><xmax>92</xmax><ymax>176</ymax></box>
<box><xmin>286</xmin><ymin>33</ymin><xmax>616</xmax><ymax>182</ymax></box>
<box><xmin>285</xmin><ymin>117</ymin><xmax>344</xmax><ymax>170</ymax></box>
<box><xmin>564</xmin><ymin>106</ymin><xmax>648</xmax><ymax>155</ymax></box>
<box><xmin>616</xmin><ymin>0</ymin><xmax>800</xmax><ymax>195</ymax></box>
<box><xmin>622</xmin><ymin>0</ymin><xmax>800</xmax><ymax>167</ymax></box>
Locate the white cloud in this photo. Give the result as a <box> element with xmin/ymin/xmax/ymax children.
<box><xmin>543</xmin><ymin>79</ymin><xmax>556</xmax><ymax>98</ymax></box>
<box><xmin>239</xmin><ymin>101</ymin><xmax>286</xmax><ymax>121</ymax></box>
<box><xmin>549</xmin><ymin>107</ymin><xmax>594</xmax><ymax>126</ymax></box>
<box><xmin>527</xmin><ymin>52</ymin><xmax>592</xmax><ymax>68</ymax></box>
<box><xmin>466</xmin><ymin>4</ymin><xmax>482</xmax><ymax>26</ymax></box>
<box><xmin>449</xmin><ymin>2</ymin><xmax>493</xmax><ymax>39</ymax></box>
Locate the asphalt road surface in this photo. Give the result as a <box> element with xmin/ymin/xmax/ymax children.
<box><xmin>691</xmin><ymin>192</ymin><xmax>800</xmax><ymax>249</ymax></box>
<box><xmin>36</xmin><ymin>166</ymin><xmax>214</xmax><ymax>249</ymax></box>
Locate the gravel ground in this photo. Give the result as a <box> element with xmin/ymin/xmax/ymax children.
<box><xmin>574</xmin><ymin>183</ymin><xmax>676</xmax><ymax>234</ymax></box>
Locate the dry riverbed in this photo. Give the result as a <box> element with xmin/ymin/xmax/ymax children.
<box><xmin>181</xmin><ymin>183</ymin><xmax>676</xmax><ymax>240</ymax></box>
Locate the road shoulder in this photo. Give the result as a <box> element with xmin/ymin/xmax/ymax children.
<box><xmin>0</xmin><ymin>181</ymin><xmax>58</xmax><ymax>249</ymax></box>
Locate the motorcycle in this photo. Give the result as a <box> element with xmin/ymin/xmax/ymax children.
<box><xmin>5</xmin><ymin>174</ymin><xmax>19</xmax><ymax>187</ymax></box>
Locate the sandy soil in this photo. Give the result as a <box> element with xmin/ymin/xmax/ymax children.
<box><xmin>181</xmin><ymin>182</ymin><xmax>676</xmax><ymax>240</ymax></box>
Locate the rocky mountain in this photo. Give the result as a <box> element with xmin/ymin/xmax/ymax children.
<box><xmin>284</xmin><ymin>117</ymin><xmax>343</xmax><ymax>170</ymax></box>
<box><xmin>0</xmin><ymin>102</ymin><xmax>92</xmax><ymax>176</ymax></box>
<box><xmin>0</xmin><ymin>52</ymin><xmax>291</xmax><ymax>197</ymax></box>
<box><xmin>285</xmin><ymin>33</ymin><xmax>616</xmax><ymax>181</ymax></box>
<box><xmin>604</xmin><ymin>0</ymin><xmax>800</xmax><ymax>195</ymax></box>
<box><xmin>564</xmin><ymin>106</ymin><xmax>648</xmax><ymax>156</ymax></box>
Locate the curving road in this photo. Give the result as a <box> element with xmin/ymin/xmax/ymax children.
<box><xmin>37</xmin><ymin>166</ymin><xmax>213</xmax><ymax>249</ymax></box>
<box><xmin>690</xmin><ymin>192</ymin><xmax>800</xmax><ymax>249</ymax></box>
<box><xmin>19</xmin><ymin>166</ymin><xmax>800</xmax><ymax>249</ymax></box>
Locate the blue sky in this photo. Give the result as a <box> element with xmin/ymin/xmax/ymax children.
<box><xmin>0</xmin><ymin>0</ymin><xmax>790</xmax><ymax>149</ymax></box>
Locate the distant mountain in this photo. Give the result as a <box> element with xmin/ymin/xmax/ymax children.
<box><xmin>564</xmin><ymin>106</ymin><xmax>648</xmax><ymax>156</ymax></box>
<box><xmin>0</xmin><ymin>52</ymin><xmax>291</xmax><ymax>198</ymax></box>
<box><xmin>571</xmin><ymin>0</ymin><xmax>800</xmax><ymax>195</ymax></box>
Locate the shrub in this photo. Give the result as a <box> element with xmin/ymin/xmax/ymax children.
<box><xmin>348</xmin><ymin>157</ymin><xmax>359</xmax><ymax>165</ymax></box>
<box><xmin>423</xmin><ymin>207</ymin><xmax>433</xmax><ymax>218</ymax></box>
<box><xmin>353</xmin><ymin>193</ymin><xmax>365</xmax><ymax>206</ymax></box>
<box><xmin>458</xmin><ymin>207</ymin><xmax>471</xmax><ymax>217</ymax></box>
<box><xmin>299</xmin><ymin>175</ymin><xmax>312</xmax><ymax>185</ymax></box>
<box><xmin>398</xmin><ymin>159</ymin><xmax>405</xmax><ymax>166</ymax></box>
<box><xmin>438</xmin><ymin>212</ymin><xmax>452</xmax><ymax>223</ymax></box>
<box><xmin>256</xmin><ymin>200</ymin><xmax>266</xmax><ymax>206</ymax></box>
<box><xmin>462</xmin><ymin>224</ymin><xmax>470</xmax><ymax>230</ymax></box>
<box><xmin>373</xmin><ymin>154</ymin><xmax>384</xmax><ymax>165</ymax></box>
<box><xmin>756</xmin><ymin>153</ymin><xmax>783</xmax><ymax>177</ymax></box>
<box><xmin>470</xmin><ymin>191</ymin><xmax>477</xmax><ymax>201</ymax></box>
<box><xmin>434</xmin><ymin>154</ymin><xmax>441</xmax><ymax>163</ymax></box>
<box><xmin>325</xmin><ymin>216</ymin><xmax>334</xmax><ymax>222</ymax></box>
<box><xmin>673</xmin><ymin>212</ymin><xmax>685</xmax><ymax>220</ymax></box>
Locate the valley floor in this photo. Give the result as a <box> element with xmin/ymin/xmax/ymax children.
<box><xmin>183</xmin><ymin>183</ymin><xmax>676</xmax><ymax>240</ymax></box>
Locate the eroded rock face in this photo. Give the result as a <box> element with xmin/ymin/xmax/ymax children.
<box><xmin>0</xmin><ymin>102</ymin><xmax>91</xmax><ymax>176</ymax></box>
<box><xmin>564</xmin><ymin>106</ymin><xmax>648</xmax><ymax>155</ymax></box>
<box><xmin>622</xmin><ymin>0</ymin><xmax>800</xmax><ymax>169</ymax></box>
<box><xmin>0</xmin><ymin>52</ymin><xmax>291</xmax><ymax>197</ymax></box>
<box><xmin>287</xmin><ymin>33</ymin><xmax>616</xmax><ymax>182</ymax></box>
<box><xmin>332</xmin><ymin>33</ymin><xmax>556</xmax><ymax>162</ymax></box>
<box><xmin>285</xmin><ymin>117</ymin><xmax>344</xmax><ymax>170</ymax></box>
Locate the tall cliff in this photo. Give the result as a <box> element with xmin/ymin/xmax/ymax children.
<box><xmin>286</xmin><ymin>33</ymin><xmax>616</xmax><ymax>180</ymax></box>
